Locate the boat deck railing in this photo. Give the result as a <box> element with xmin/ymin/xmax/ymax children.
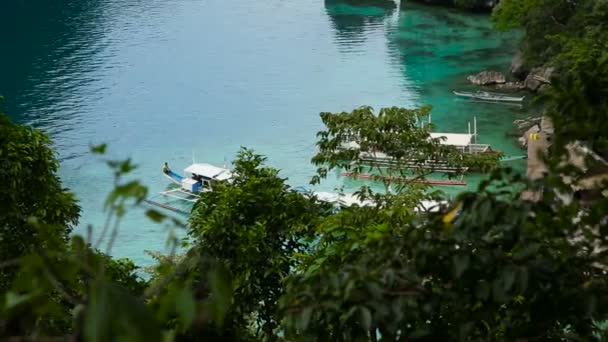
<box><xmin>159</xmin><ymin>188</ymin><xmax>199</xmax><ymax>203</ymax></box>
<box><xmin>357</xmin><ymin>156</ymin><xmax>469</xmax><ymax>173</ymax></box>
<box><xmin>457</xmin><ymin>143</ymin><xmax>491</xmax><ymax>154</ymax></box>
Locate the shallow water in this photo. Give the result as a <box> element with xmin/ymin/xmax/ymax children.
<box><xmin>0</xmin><ymin>0</ymin><xmax>529</xmax><ymax>265</ymax></box>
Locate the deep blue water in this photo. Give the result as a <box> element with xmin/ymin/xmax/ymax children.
<box><xmin>0</xmin><ymin>0</ymin><xmax>528</xmax><ymax>265</ymax></box>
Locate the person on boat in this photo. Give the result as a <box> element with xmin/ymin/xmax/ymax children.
<box><xmin>162</xmin><ymin>162</ymin><xmax>171</xmax><ymax>174</ymax></box>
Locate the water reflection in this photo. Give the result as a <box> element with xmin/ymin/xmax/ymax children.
<box><xmin>324</xmin><ymin>0</ymin><xmax>396</xmax><ymax>50</ymax></box>
<box><xmin>0</xmin><ymin>0</ymin><xmax>103</xmax><ymax>124</ymax></box>
<box><xmin>386</xmin><ymin>3</ymin><xmax>519</xmax><ymax>90</ymax></box>
<box><xmin>385</xmin><ymin>2</ymin><xmax>527</xmax><ymax>149</ymax></box>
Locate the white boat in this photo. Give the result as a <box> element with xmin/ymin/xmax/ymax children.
<box><xmin>453</xmin><ymin>90</ymin><xmax>525</xmax><ymax>102</ymax></box>
<box><xmin>293</xmin><ymin>187</ymin><xmax>445</xmax><ymax>213</ymax></box>
<box><xmin>144</xmin><ymin>162</ymin><xmax>232</xmax><ymax>214</ymax></box>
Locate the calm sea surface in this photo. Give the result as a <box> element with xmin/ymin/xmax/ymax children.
<box><xmin>0</xmin><ymin>0</ymin><xmax>528</xmax><ymax>265</ymax></box>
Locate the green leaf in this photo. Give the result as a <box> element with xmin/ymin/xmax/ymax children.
<box><xmin>85</xmin><ymin>281</ymin><xmax>111</xmax><ymax>342</ymax></box>
<box><xmin>475</xmin><ymin>281</ymin><xmax>490</xmax><ymax>301</ymax></box>
<box><xmin>145</xmin><ymin>209</ymin><xmax>166</xmax><ymax>223</ymax></box>
<box><xmin>208</xmin><ymin>266</ymin><xmax>232</xmax><ymax>327</ymax></box>
<box><xmin>452</xmin><ymin>254</ymin><xmax>470</xmax><ymax>278</ymax></box>
<box><xmin>502</xmin><ymin>267</ymin><xmax>516</xmax><ymax>292</ymax></box>
<box><xmin>90</xmin><ymin>143</ymin><xmax>107</xmax><ymax>154</ymax></box>
<box><xmin>86</xmin><ymin>280</ymin><xmax>163</xmax><ymax>341</ymax></box>
<box><xmin>175</xmin><ymin>286</ymin><xmax>196</xmax><ymax>329</ymax></box>
<box><xmin>359</xmin><ymin>306</ymin><xmax>372</xmax><ymax>331</ymax></box>
<box><xmin>300</xmin><ymin>306</ymin><xmax>313</xmax><ymax>330</ymax></box>
<box><xmin>4</xmin><ymin>292</ymin><xmax>34</xmax><ymax>309</ymax></box>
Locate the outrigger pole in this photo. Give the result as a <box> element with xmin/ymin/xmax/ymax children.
<box><xmin>143</xmin><ymin>199</ymin><xmax>190</xmax><ymax>215</ymax></box>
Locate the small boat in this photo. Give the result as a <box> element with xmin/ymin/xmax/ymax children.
<box><xmin>144</xmin><ymin>162</ymin><xmax>232</xmax><ymax>214</ymax></box>
<box><xmin>162</xmin><ymin>163</ymin><xmax>232</xmax><ymax>194</ymax></box>
<box><xmin>292</xmin><ymin>187</ymin><xmax>445</xmax><ymax>212</ymax></box>
<box><xmin>453</xmin><ymin>90</ymin><xmax>525</xmax><ymax>103</ymax></box>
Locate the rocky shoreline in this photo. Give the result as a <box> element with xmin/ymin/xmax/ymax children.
<box><xmin>466</xmin><ymin>62</ymin><xmax>554</xmax><ymax>93</ymax></box>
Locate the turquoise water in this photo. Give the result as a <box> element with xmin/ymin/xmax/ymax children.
<box><xmin>0</xmin><ymin>0</ymin><xmax>529</xmax><ymax>265</ymax></box>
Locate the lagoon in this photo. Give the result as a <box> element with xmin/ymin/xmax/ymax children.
<box><xmin>0</xmin><ymin>0</ymin><xmax>528</xmax><ymax>265</ymax></box>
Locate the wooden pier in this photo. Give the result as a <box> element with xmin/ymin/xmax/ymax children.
<box><xmin>342</xmin><ymin>171</ymin><xmax>467</xmax><ymax>186</ymax></box>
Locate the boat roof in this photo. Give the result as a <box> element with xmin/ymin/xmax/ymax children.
<box><xmin>344</xmin><ymin>133</ymin><xmax>474</xmax><ymax>149</ymax></box>
<box><xmin>184</xmin><ymin>163</ymin><xmax>232</xmax><ymax>180</ymax></box>
<box><xmin>430</xmin><ymin>133</ymin><xmax>473</xmax><ymax>147</ymax></box>
<box><xmin>312</xmin><ymin>191</ymin><xmax>445</xmax><ymax>212</ymax></box>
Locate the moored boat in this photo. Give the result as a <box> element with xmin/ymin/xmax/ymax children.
<box><xmin>453</xmin><ymin>90</ymin><xmax>525</xmax><ymax>102</ymax></box>
<box><xmin>144</xmin><ymin>162</ymin><xmax>232</xmax><ymax>214</ymax></box>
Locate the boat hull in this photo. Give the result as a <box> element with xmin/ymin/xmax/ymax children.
<box><xmin>453</xmin><ymin>90</ymin><xmax>525</xmax><ymax>103</ymax></box>
<box><xmin>163</xmin><ymin>170</ymin><xmax>184</xmax><ymax>185</ymax></box>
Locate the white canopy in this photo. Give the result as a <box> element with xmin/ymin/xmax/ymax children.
<box><xmin>312</xmin><ymin>191</ymin><xmax>445</xmax><ymax>212</ymax></box>
<box><xmin>343</xmin><ymin>133</ymin><xmax>473</xmax><ymax>150</ymax></box>
<box><xmin>184</xmin><ymin>163</ymin><xmax>232</xmax><ymax>180</ymax></box>
<box><xmin>429</xmin><ymin>133</ymin><xmax>473</xmax><ymax>147</ymax></box>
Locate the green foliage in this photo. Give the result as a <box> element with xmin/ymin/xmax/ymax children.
<box><xmin>492</xmin><ymin>0</ymin><xmax>542</xmax><ymax>30</ymax></box>
<box><xmin>538</xmin><ymin>56</ymin><xmax>608</xmax><ymax>159</ymax></box>
<box><xmin>282</xmin><ymin>167</ymin><xmax>608</xmax><ymax>340</ymax></box>
<box><xmin>0</xmin><ymin>113</ymin><xmax>80</xmax><ymax>292</ymax></box>
<box><xmin>0</xmin><ymin>144</ymin><xmax>238</xmax><ymax>341</ymax></box>
<box><xmin>493</xmin><ymin>0</ymin><xmax>608</xmax><ymax>70</ymax></box>
<box><xmin>2</xmin><ymin>47</ymin><xmax>608</xmax><ymax>341</ymax></box>
<box><xmin>311</xmin><ymin>105</ymin><xmax>499</xmax><ymax>191</ymax></box>
<box><xmin>188</xmin><ymin>148</ymin><xmax>332</xmax><ymax>340</ymax></box>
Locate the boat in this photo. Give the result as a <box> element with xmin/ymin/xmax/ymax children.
<box><xmin>341</xmin><ymin>171</ymin><xmax>467</xmax><ymax>186</ymax></box>
<box><xmin>453</xmin><ymin>90</ymin><xmax>525</xmax><ymax>103</ymax></box>
<box><xmin>162</xmin><ymin>163</ymin><xmax>232</xmax><ymax>192</ymax></box>
<box><xmin>293</xmin><ymin>187</ymin><xmax>446</xmax><ymax>212</ymax></box>
<box><xmin>340</xmin><ymin>116</ymin><xmax>496</xmax><ymax>173</ymax></box>
<box><xmin>144</xmin><ymin>162</ymin><xmax>232</xmax><ymax>214</ymax></box>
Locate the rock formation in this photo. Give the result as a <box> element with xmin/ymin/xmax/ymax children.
<box><xmin>467</xmin><ymin>70</ymin><xmax>506</xmax><ymax>85</ymax></box>
<box><xmin>510</xmin><ymin>51</ymin><xmax>528</xmax><ymax>79</ymax></box>
<box><xmin>523</xmin><ymin>67</ymin><xmax>554</xmax><ymax>92</ymax></box>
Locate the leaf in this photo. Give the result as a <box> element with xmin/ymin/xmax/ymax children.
<box><xmin>300</xmin><ymin>306</ymin><xmax>313</xmax><ymax>330</ymax></box>
<box><xmin>475</xmin><ymin>281</ymin><xmax>490</xmax><ymax>301</ymax></box>
<box><xmin>145</xmin><ymin>209</ymin><xmax>166</xmax><ymax>223</ymax></box>
<box><xmin>359</xmin><ymin>306</ymin><xmax>372</xmax><ymax>331</ymax></box>
<box><xmin>208</xmin><ymin>266</ymin><xmax>233</xmax><ymax>327</ymax></box>
<box><xmin>513</xmin><ymin>243</ymin><xmax>540</xmax><ymax>260</ymax></box>
<box><xmin>452</xmin><ymin>254</ymin><xmax>470</xmax><ymax>278</ymax></box>
<box><xmin>85</xmin><ymin>280</ymin><xmax>163</xmax><ymax>342</ymax></box>
<box><xmin>502</xmin><ymin>267</ymin><xmax>516</xmax><ymax>292</ymax></box>
<box><xmin>4</xmin><ymin>292</ymin><xmax>34</xmax><ymax>309</ymax></box>
<box><xmin>344</xmin><ymin>280</ymin><xmax>356</xmax><ymax>301</ymax></box>
<box><xmin>90</xmin><ymin>143</ymin><xmax>107</xmax><ymax>154</ymax></box>
<box><xmin>175</xmin><ymin>286</ymin><xmax>196</xmax><ymax>329</ymax></box>
<box><xmin>85</xmin><ymin>280</ymin><xmax>111</xmax><ymax>342</ymax></box>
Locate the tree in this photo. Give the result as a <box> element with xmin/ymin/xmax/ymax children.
<box><xmin>492</xmin><ymin>0</ymin><xmax>608</xmax><ymax>70</ymax></box>
<box><xmin>188</xmin><ymin>148</ymin><xmax>332</xmax><ymax>340</ymax></box>
<box><xmin>0</xmin><ymin>111</ymin><xmax>80</xmax><ymax>292</ymax></box>
<box><xmin>311</xmin><ymin>105</ymin><xmax>499</xmax><ymax>193</ymax></box>
<box><xmin>279</xmin><ymin>103</ymin><xmax>608</xmax><ymax>340</ymax></box>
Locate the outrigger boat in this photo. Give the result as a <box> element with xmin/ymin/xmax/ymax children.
<box><xmin>453</xmin><ymin>90</ymin><xmax>525</xmax><ymax>103</ymax></box>
<box><xmin>293</xmin><ymin>187</ymin><xmax>446</xmax><ymax>213</ymax></box>
<box><xmin>144</xmin><ymin>162</ymin><xmax>232</xmax><ymax>214</ymax></box>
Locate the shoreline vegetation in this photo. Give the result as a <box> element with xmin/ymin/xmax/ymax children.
<box><xmin>2</xmin><ymin>0</ymin><xmax>608</xmax><ymax>340</ymax></box>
